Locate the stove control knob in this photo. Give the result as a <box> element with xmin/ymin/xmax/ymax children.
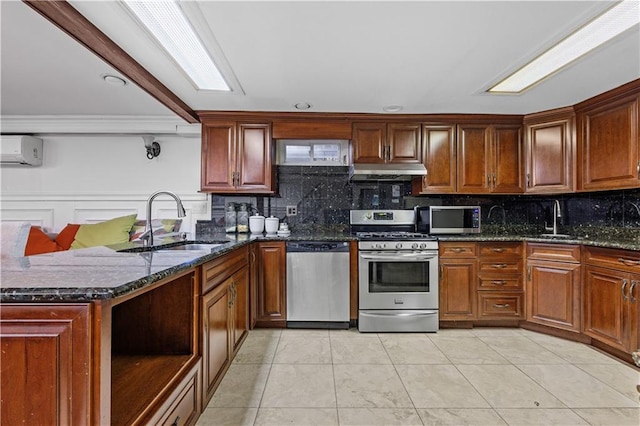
<box><xmin>396</xmin><ymin>242</ymin><xmax>403</xmax><ymax>249</ymax></box>
<box><xmin>420</xmin><ymin>243</ymin><xmax>427</xmax><ymax>249</ymax></box>
<box><xmin>411</xmin><ymin>243</ymin><xmax>419</xmax><ymax>249</ymax></box>
<box><xmin>381</xmin><ymin>243</ymin><xmax>387</xmax><ymax>249</ymax></box>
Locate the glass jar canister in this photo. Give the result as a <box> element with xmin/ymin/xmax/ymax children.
<box><xmin>225</xmin><ymin>203</ymin><xmax>237</xmax><ymax>233</ymax></box>
<box><xmin>237</xmin><ymin>203</ymin><xmax>250</xmax><ymax>233</ymax></box>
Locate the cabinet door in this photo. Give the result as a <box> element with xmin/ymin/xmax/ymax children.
<box><xmin>0</xmin><ymin>304</ymin><xmax>91</xmax><ymax>426</ymax></box>
<box><xmin>201</xmin><ymin>121</ymin><xmax>236</xmax><ymax>192</ymax></box>
<box><xmin>578</xmin><ymin>94</ymin><xmax>639</xmax><ymax>190</ymax></box>
<box><xmin>525</xmin><ymin>115</ymin><xmax>574</xmax><ymax>193</ymax></box>
<box><xmin>352</xmin><ymin>122</ymin><xmax>386</xmax><ymax>163</ymax></box>
<box><xmin>439</xmin><ymin>260</ymin><xmax>477</xmax><ymax>320</ymax></box>
<box><xmin>231</xmin><ymin>266</ymin><xmax>249</xmax><ymax>355</ymax></box>
<box><xmin>457</xmin><ymin>125</ymin><xmax>491</xmax><ymax>193</ymax></box>
<box><xmin>493</xmin><ymin>125</ymin><xmax>524</xmax><ymax>193</ymax></box>
<box><xmin>527</xmin><ymin>261</ymin><xmax>581</xmax><ymax>332</ymax></box>
<box><xmin>387</xmin><ymin>123</ymin><xmax>421</xmax><ymax>163</ymax></box>
<box><xmin>202</xmin><ymin>282</ymin><xmax>231</xmax><ymax>404</ymax></box>
<box><xmin>417</xmin><ymin>124</ymin><xmax>456</xmax><ymax>193</ymax></box>
<box><xmin>583</xmin><ymin>266</ymin><xmax>630</xmax><ymax>352</ymax></box>
<box><xmin>237</xmin><ymin>123</ymin><xmax>274</xmax><ymax>193</ymax></box>
<box><xmin>255</xmin><ymin>241</ymin><xmax>287</xmax><ymax>327</ymax></box>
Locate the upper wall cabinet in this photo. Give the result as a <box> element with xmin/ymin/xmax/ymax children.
<box><xmin>201</xmin><ymin>120</ymin><xmax>275</xmax><ymax>194</ymax></box>
<box><xmin>457</xmin><ymin>123</ymin><xmax>524</xmax><ymax>194</ymax></box>
<box><xmin>352</xmin><ymin>122</ymin><xmax>422</xmax><ymax>164</ymax></box>
<box><xmin>576</xmin><ymin>84</ymin><xmax>640</xmax><ymax>191</ymax></box>
<box><xmin>413</xmin><ymin>123</ymin><xmax>457</xmax><ymax>194</ymax></box>
<box><xmin>523</xmin><ymin>107</ymin><xmax>575</xmax><ymax>194</ymax></box>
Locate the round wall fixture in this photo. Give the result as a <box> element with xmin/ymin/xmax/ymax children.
<box><xmin>294</xmin><ymin>102</ymin><xmax>312</xmax><ymax>110</ymax></box>
<box><xmin>102</xmin><ymin>74</ymin><xmax>128</xmax><ymax>86</ymax></box>
<box><xmin>383</xmin><ymin>104</ymin><xmax>403</xmax><ymax>113</ymax></box>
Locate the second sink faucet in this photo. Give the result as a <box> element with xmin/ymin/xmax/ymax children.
<box><xmin>545</xmin><ymin>199</ymin><xmax>562</xmax><ymax>235</ymax></box>
<box><xmin>141</xmin><ymin>190</ymin><xmax>187</xmax><ymax>246</ymax></box>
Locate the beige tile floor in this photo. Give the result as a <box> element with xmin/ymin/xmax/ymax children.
<box><xmin>196</xmin><ymin>327</ymin><xmax>640</xmax><ymax>426</ymax></box>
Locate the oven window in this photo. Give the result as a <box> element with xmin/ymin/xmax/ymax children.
<box><xmin>368</xmin><ymin>261</ymin><xmax>430</xmax><ymax>293</ymax></box>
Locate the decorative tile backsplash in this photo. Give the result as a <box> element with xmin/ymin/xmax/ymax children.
<box><xmin>197</xmin><ymin>166</ymin><xmax>640</xmax><ymax>234</ymax></box>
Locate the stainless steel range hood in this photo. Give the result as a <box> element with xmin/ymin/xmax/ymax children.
<box><xmin>349</xmin><ymin>163</ymin><xmax>427</xmax><ymax>181</ymax></box>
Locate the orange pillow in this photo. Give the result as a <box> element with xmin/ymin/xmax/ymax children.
<box><xmin>55</xmin><ymin>224</ymin><xmax>81</xmax><ymax>250</ymax></box>
<box><xmin>24</xmin><ymin>226</ymin><xmax>59</xmax><ymax>256</ymax></box>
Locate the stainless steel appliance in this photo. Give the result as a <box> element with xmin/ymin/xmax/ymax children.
<box><xmin>350</xmin><ymin>210</ymin><xmax>439</xmax><ymax>332</ymax></box>
<box><xmin>286</xmin><ymin>241</ymin><xmax>350</xmax><ymax>329</ymax></box>
<box><xmin>415</xmin><ymin>205</ymin><xmax>481</xmax><ymax>234</ymax></box>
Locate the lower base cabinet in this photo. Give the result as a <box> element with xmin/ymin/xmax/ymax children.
<box><xmin>254</xmin><ymin>241</ymin><xmax>287</xmax><ymax>327</ymax></box>
<box><xmin>526</xmin><ymin>243</ymin><xmax>581</xmax><ymax>332</ymax></box>
<box><xmin>201</xmin><ymin>247</ymin><xmax>250</xmax><ymax>406</ymax></box>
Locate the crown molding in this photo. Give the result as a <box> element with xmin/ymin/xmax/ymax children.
<box><xmin>0</xmin><ymin>115</ymin><xmax>201</xmax><ymax>136</ymax></box>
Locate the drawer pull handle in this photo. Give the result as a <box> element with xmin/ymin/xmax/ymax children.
<box><xmin>491</xmin><ymin>280</ymin><xmax>507</xmax><ymax>286</ymax></box>
<box><xmin>171</xmin><ymin>416</ymin><xmax>180</xmax><ymax>426</ymax></box>
<box><xmin>491</xmin><ymin>263</ymin><xmax>508</xmax><ymax>269</ymax></box>
<box><xmin>618</xmin><ymin>258</ymin><xmax>640</xmax><ymax>266</ymax></box>
<box><xmin>451</xmin><ymin>248</ymin><xmax>466</xmax><ymax>253</ymax></box>
<box><xmin>622</xmin><ymin>279</ymin><xmax>629</xmax><ymax>301</ymax></box>
<box><xmin>491</xmin><ymin>248</ymin><xmax>506</xmax><ymax>253</ymax></box>
<box><xmin>630</xmin><ymin>280</ymin><xmax>638</xmax><ymax>303</ymax></box>
<box><xmin>492</xmin><ymin>303</ymin><xmax>510</xmax><ymax>308</ymax></box>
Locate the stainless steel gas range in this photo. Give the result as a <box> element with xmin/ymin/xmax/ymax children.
<box><xmin>350</xmin><ymin>210</ymin><xmax>439</xmax><ymax>332</ymax></box>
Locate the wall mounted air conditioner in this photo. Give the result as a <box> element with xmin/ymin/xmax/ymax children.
<box><xmin>0</xmin><ymin>135</ymin><xmax>43</xmax><ymax>166</ymax></box>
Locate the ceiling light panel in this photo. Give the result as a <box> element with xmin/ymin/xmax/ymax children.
<box><xmin>489</xmin><ymin>0</ymin><xmax>640</xmax><ymax>93</ymax></box>
<box><xmin>122</xmin><ymin>0</ymin><xmax>230</xmax><ymax>91</ymax></box>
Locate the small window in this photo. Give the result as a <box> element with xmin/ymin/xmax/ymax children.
<box><xmin>276</xmin><ymin>140</ymin><xmax>350</xmax><ymax>166</ymax></box>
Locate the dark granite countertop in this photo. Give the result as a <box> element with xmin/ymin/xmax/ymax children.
<box><xmin>2</xmin><ymin>228</ymin><xmax>636</xmax><ymax>303</ymax></box>
<box><xmin>0</xmin><ymin>232</ymin><xmax>354</xmax><ymax>303</ymax></box>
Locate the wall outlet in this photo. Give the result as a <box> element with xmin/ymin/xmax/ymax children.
<box><xmin>286</xmin><ymin>206</ymin><xmax>297</xmax><ymax>216</ymax></box>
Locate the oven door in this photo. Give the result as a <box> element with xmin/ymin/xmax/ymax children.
<box><xmin>358</xmin><ymin>250</ymin><xmax>439</xmax><ymax>310</ymax></box>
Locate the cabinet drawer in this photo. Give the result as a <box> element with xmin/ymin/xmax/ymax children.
<box><xmin>478</xmin><ymin>275</ymin><xmax>523</xmax><ymax>290</ymax></box>
<box><xmin>478</xmin><ymin>259</ymin><xmax>522</xmax><ymax>274</ymax></box>
<box><xmin>439</xmin><ymin>242</ymin><xmax>478</xmax><ymax>258</ymax></box>
<box><xmin>478</xmin><ymin>293</ymin><xmax>524</xmax><ymax>318</ymax></box>
<box><xmin>202</xmin><ymin>246</ymin><xmax>248</xmax><ymax>294</ymax></box>
<box><xmin>479</xmin><ymin>242</ymin><xmax>523</xmax><ymax>257</ymax></box>
<box><xmin>526</xmin><ymin>243</ymin><xmax>580</xmax><ymax>263</ymax></box>
<box><xmin>150</xmin><ymin>362</ymin><xmax>201</xmax><ymax>426</ymax></box>
<box><xmin>583</xmin><ymin>246</ymin><xmax>640</xmax><ymax>273</ymax></box>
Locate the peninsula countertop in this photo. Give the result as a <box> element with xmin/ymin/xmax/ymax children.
<box><xmin>0</xmin><ymin>232</ymin><xmax>355</xmax><ymax>303</ymax></box>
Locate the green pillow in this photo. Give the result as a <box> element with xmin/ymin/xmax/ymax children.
<box><xmin>70</xmin><ymin>214</ymin><xmax>137</xmax><ymax>249</ymax></box>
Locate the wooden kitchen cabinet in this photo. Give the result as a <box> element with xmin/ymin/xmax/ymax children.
<box><xmin>476</xmin><ymin>242</ymin><xmax>524</xmax><ymax>320</ymax></box>
<box><xmin>254</xmin><ymin>241</ymin><xmax>287</xmax><ymax>327</ymax></box>
<box><xmin>457</xmin><ymin>124</ymin><xmax>524</xmax><ymax>194</ymax></box>
<box><xmin>201</xmin><ymin>247</ymin><xmax>249</xmax><ymax>405</ymax></box>
<box><xmin>583</xmin><ymin>246</ymin><xmax>639</xmax><ymax>356</ymax></box>
<box><xmin>201</xmin><ymin>120</ymin><xmax>275</xmax><ymax>193</ymax></box>
<box><xmin>413</xmin><ymin>123</ymin><xmax>457</xmax><ymax>194</ymax></box>
<box><xmin>0</xmin><ymin>304</ymin><xmax>92</xmax><ymax>426</ymax></box>
<box><xmin>439</xmin><ymin>242</ymin><xmax>478</xmax><ymax>320</ymax></box>
<box><xmin>576</xmin><ymin>83</ymin><xmax>640</xmax><ymax>191</ymax></box>
<box><xmin>352</xmin><ymin>121</ymin><xmax>422</xmax><ymax>164</ymax></box>
<box><xmin>523</xmin><ymin>107</ymin><xmax>575</xmax><ymax>193</ymax></box>
<box><xmin>525</xmin><ymin>243</ymin><xmax>581</xmax><ymax>332</ymax></box>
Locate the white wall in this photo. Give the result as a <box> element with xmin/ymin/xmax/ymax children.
<box><xmin>0</xmin><ymin>134</ymin><xmax>210</xmax><ymax>235</ymax></box>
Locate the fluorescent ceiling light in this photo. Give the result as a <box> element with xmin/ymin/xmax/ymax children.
<box><xmin>489</xmin><ymin>0</ymin><xmax>640</xmax><ymax>93</ymax></box>
<box><xmin>122</xmin><ymin>0</ymin><xmax>230</xmax><ymax>91</ymax></box>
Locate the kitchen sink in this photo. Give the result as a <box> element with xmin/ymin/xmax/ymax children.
<box><xmin>536</xmin><ymin>234</ymin><xmax>583</xmax><ymax>240</ymax></box>
<box><xmin>156</xmin><ymin>243</ymin><xmax>224</xmax><ymax>251</ymax></box>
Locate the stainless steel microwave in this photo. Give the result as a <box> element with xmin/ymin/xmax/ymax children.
<box><xmin>415</xmin><ymin>206</ymin><xmax>481</xmax><ymax>234</ymax></box>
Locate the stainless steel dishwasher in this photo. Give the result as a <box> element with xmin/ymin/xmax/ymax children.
<box><xmin>286</xmin><ymin>241</ymin><xmax>350</xmax><ymax>329</ymax></box>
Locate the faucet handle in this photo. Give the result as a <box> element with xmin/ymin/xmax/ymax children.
<box><xmin>138</xmin><ymin>228</ymin><xmax>153</xmax><ymax>245</ymax></box>
<box><xmin>544</xmin><ymin>222</ymin><xmax>553</xmax><ymax>232</ymax></box>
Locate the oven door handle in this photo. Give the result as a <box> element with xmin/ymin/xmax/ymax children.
<box><xmin>360</xmin><ymin>252</ymin><xmax>437</xmax><ymax>261</ymax></box>
<box><xmin>361</xmin><ymin>310</ymin><xmax>438</xmax><ymax>317</ymax></box>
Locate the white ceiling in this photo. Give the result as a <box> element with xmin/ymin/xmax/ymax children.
<box><xmin>1</xmin><ymin>1</ymin><xmax>639</xmax><ymax>124</ymax></box>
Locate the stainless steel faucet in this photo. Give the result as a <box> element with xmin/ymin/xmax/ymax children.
<box><xmin>487</xmin><ymin>205</ymin><xmax>506</xmax><ymax>225</ymax></box>
<box><xmin>141</xmin><ymin>190</ymin><xmax>187</xmax><ymax>246</ymax></box>
<box><xmin>545</xmin><ymin>199</ymin><xmax>562</xmax><ymax>235</ymax></box>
